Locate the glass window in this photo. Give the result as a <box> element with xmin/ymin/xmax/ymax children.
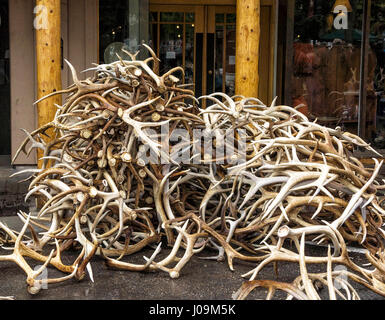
<box><xmin>226</xmin><ymin>13</ymin><xmax>236</xmax><ymax>23</ymax></box>
<box><xmin>185</xmin><ymin>23</ymin><xmax>195</xmax><ymax>84</ymax></box>
<box><xmin>289</xmin><ymin>0</ymin><xmax>366</xmax><ymax>136</ymax></box>
<box><xmin>159</xmin><ymin>24</ymin><xmax>184</xmax><ymax>78</ymax></box>
<box><xmin>216</xmin><ymin>14</ymin><xmax>224</xmax><ymax>23</ymax></box>
<box><xmin>225</xmin><ymin>24</ymin><xmax>236</xmax><ymax>97</ymax></box>
<box><xmin>215</xmin><ymin>25</ymin><xmax>224</xmax><ymax>92</ymax></box>
<box><xmin>150</xmin><ymin>11</ymin><xmax>158</xmax><ymax>22</ymax></box>
<box><xmin>185</xmin><ymin>12</ymin><xmax>195</xmax><ymax>23</ymax></box>
<box><xmin>213</xmin><ymin>12</ymin><xmax>236</xmax><ymax>97</ymax></box>
<box><xmin>99</xmin><ymin>0</ymin><xmax>149</xmax><ymax>64</ymax></box>
<box><xmin>160</xmin><ymin>12</ymin><xmax>184</xmax><ymax>23</ymax></box>
<box><xmin>149</xmin><ymin>10</ymin><xmax>195</xmax><ymax>84</ymax></box>
<box><xmin>370</xmin><ymin>3</ymin><xmax>385</xmax><ymax>147</ymax></box>
<box><xmin>285</xmin><ymin>1</ymin><xmax>385</xmax><ymax>147</ymax></box>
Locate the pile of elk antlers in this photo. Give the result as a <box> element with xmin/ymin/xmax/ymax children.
<box><xmin>1</xmin><ymin>45</ymin><xmax>385</xmax><ymax>300</ymax></box>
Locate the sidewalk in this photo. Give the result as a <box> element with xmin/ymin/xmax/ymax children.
<box><xmin>0</xmin><ymin>166</ymin><xmax>36</xmax><ymax>217</ymax></box>
<box><xmin>0</xmin><ymin>215</ymin><xmax>383</xmax><ymax>300</ymax></box>
<box><xmin>1</xmin><ymin>156</ymin><xmax>385</xmax><ymax>300</ymax></box>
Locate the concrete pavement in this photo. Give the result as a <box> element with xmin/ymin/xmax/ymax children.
<box><xmin>0</xmin><ymin>216</ymin><xmax>383</xmax><ymax>300</ymax></box>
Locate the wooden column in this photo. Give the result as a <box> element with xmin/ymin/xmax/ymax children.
<box><xmin>35</xmin><ymin>0</ymin><xmax>62</xmax><ymax>167</ymax></box>
<box><xmin>235</xmin><ymin>0</ymin><xmax>260</xmax><ymax>97</ymax></box>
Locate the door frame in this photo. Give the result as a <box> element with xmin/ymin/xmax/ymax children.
<box><xmin>150</xmin><ymin>0</ymin><xmax>277</xmax><ymax>103</ymax></box>
<box><xmin>150</xmin><ymin>0</ymin><xmax>236</xmax><ymax>5</ymax></box>
<box><xmin>206</xmin><ymin>5</ymin><xmax>236</xmax><ymax>95</ymax></box>
<box><xmin>149</xmin><ymin>4</ymin><xmax>205</xmax><ymax>97</ymax></box>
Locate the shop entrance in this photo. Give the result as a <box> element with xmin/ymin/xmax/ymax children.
<box><xmin>149</xmin><ymin>3</ymin><xmax>275</xmax><ymax>104</ymax></box>
<box><xmin>0</xmin><ymin>0</ymin><xmax>10</xmax><ymax>164</ymax></box>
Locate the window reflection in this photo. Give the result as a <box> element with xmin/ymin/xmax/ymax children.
<box><xmin>159</xmin><ymin>24</ymin><xmax>184</xmax><ymax>78</ymax></box>
<box><xmin>149</xmin><ymin>11</ymin><xmax>195</xmax><ymax>85</ymax></box>
<box><xmin>290</xmin><ymin>0</ymin><xmax>385</xmax><ymax>146</ymax></box>
<box><xmin>160</xmin><ymin>12</ymin><xmax>184</xmax><ymax>23</ymax></box>
<box><xmin>215</xmin><ymin>25</ymin><xmax>224</xmax><ymax>92</ymax></box>
<box><xmin>371</xmin><ymin>3</ymin><xmax>385</xmax><ymax>147</ymax></box>
<box><xmin>291</xmin><ymin>0</ymin><xmax>369</xmax><ymax>135</ymax></box>
<box><xmin>99</xmin><ymin>0</ymin><xmax>148</xmax><ymax>64</ymax></box>
<box><xmin>214</xmin><ymin>11</ymin><xmax>236</xmax><ymax>97</ymax></box>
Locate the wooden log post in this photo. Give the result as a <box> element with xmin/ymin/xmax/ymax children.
<box><xmin>235</xmin><ymin>0</ymin><xmax>261</xmax><ymax>98</ymax></box>
<box><xmin>35</xmin><ymin>0</ymin><xmax>62</xmax><ymax>167</ymax></box>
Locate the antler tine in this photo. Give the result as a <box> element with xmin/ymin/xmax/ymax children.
<box><xmin>299</xmin><ymin>233</ymin><xmax>320</xmax><ymax>300</ymax></box>
<box><xmin>142</xmin><ymin>43</ymin><xmax>160</xmax><ymax>75</ymax></box>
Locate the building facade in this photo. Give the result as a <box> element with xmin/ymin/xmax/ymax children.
<box><xmin>0</xmin><ymin>0</ymin><xmax>384</xmax><ymax>165</ymax></box>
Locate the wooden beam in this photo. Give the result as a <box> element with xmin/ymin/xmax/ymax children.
<box><xmin>235</xmin><ymin>0</ymin><xmax>260</xmax><ymax>97</ymax></box>
<box><xmin>35</xmin><ymin>0</ymin><xmax>62</xmax><ymax>167</ymax></box>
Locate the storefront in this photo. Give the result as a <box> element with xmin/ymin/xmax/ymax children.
<box><xmin>99</xmin><ymin>0</ymin><xmax>276</xmax><ymax>105</ymax></box>
<box><xmin>1</xmin><ymin>0</ymin><xmax>384</xmax><ymax>165</ymax></box>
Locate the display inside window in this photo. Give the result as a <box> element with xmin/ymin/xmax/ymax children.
<box><xmin>214</xmin><ymin>13</ymin><xmax>236</xmax><ymax>97</ymax></box>
<box><xmin>99</xmin><ymin>0</ymin><xmax>148</xmax><ymax>64</ymax></box>
<box><xmin>289</xmin><ymin>1</ymin><xmax>385</xmax><ymax>147</ymax></box>
<box><xmin>149</xmin><ymin>11</ymin><xmax>195</xmax><ymax>85</ymax></box>
<box><xmin>371</xmin><ymin>3</ymin><xmax>385</xmax><ymax>147</ymax></box>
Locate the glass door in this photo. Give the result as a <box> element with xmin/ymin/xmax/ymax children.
<box><xmin>99</xmin><ymin>0</ymin><xmax>149</xmax><ymax>64</ymax></box>
<box><xmin>149</xmin><ymin>5</ymin><xmax>203</xmax><ymax>91</ymax></box>
<box><xmin>149</xmin><ymin>3</ymin><xmax>275</xmax><ymax>104</ymax></box>
<box><xmin>207</xmin><ymin>6</ymin><xmax>236</xmax><ymax>97</ymax></box>
<box><xmin>369</xmin><ymin>2</ymin><xmax>385</xmax><ymax>147</ymax></box>
<box><xmin>149</xmin><ymin>5</ymin><xmax>238</xmax><ymax>99</ymax></box>
<box><xmin>206</xmin><ymin>4</ymin><xmax>275</xmax><ymax>104</ymax></box>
